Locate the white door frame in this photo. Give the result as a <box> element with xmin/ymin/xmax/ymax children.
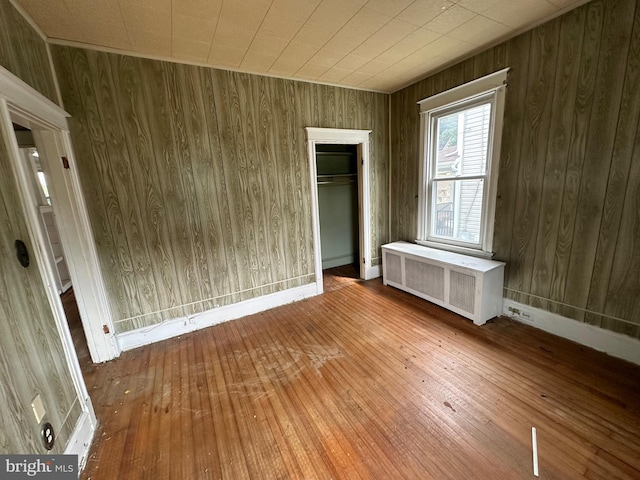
<box><xmin>305</xmin><ymin>127</ymin><xmax>376</xmax><ymax>294</ymax></box>
<box><xmin>0</xmin><ymin>65</ymin><xmax>119</xmax><ymax>365</ymax></box>
<box><xmin>0</xmin><ymin>66</ymin><xmax>98</xmax><ymax>466</ymax></box>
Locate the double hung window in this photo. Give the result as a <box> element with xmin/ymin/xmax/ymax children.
<box><xmin>417</xmin><ymin>68</ymin><xmax>508</xmax><ymax>257</ymax></box>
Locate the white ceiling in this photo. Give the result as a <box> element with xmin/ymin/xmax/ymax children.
<box><xmin>16</xmin><ymin>0</ymin><xmax>588</xmax><ymax>92</ymax></box>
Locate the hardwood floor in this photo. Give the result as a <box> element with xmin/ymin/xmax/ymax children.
<box><xmin>322</xmin><ymin>264</ymin><xmax>360</xmax><ymax>293</ymax></box>
<box><xmin>61</xmin><ymin>288</ymin><xmax>92</xmax><ymax>367</ymax></box>
<box><xmin>79</xmin><ymin>279</ymin><xmax>640</xmax><ymax>479</ymax></box>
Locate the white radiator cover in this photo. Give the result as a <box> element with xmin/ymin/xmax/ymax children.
<box><xmin>382</xmin><ymin>241</ymin><xmax>505</xmax><ymax>325</ymax></box>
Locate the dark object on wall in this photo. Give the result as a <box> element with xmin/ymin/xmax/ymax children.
<box><xmin>41</xmin><ymin>422</ymin><xmax>55</xmax><ymax>450</ymax></box>
<box><xmin>15</xmin><ymin>239</ymin><xmax>29</xmax><ymax>267</ymax></box>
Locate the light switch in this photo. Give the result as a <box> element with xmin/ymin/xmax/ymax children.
<box><xmin>31</xmin><ymin>395</ymin><xmax>46</xmax><ymax>424</ymax></box>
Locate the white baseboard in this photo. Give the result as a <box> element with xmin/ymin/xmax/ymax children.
<box><xmin>365</xmin><ymin>264</ymin><xmax>381</xmax><ymax>280</ymax></box>
<box><xmin>117</xmin><ymin>283</ymin><xmax>319</xmax><ymax>352</ymax></box>
<box><xmin>503</xmin><ymin>299</ymin><xmax>640</xmax><ymax>366</ymax></box>
<box><xmin>64</xmin><ymin>409</ymin><xmax>95</xmax><ymax>471</ymax></box>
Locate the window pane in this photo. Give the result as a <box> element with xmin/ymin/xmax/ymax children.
<box><xmin>432</xmin><ymin>178</ymin><xmax>484</xmax><ymax>244</ymax></box>
<box><xmin>435</xmin><ymin>103</ymin><xmax>491</xmax><ymax>178</ymax></box>
<box><xmin>435</xmin><ymin>112</ymin><xmax>459</xmax><ymax>178</ymax></box>
<box><xmin>37</xmin><ymin>171</ymin><xmax>51</xmax><ymax>205</ymax></box>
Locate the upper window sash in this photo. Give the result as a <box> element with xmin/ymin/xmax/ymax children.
<box><xmin>428</xmin><ymin>95</ymin><xmax>494</xmax><ymax>182</ymax></box>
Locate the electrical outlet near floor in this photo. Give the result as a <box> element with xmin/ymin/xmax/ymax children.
<box><xmin>507</xmin><ymin>304</ymin><xmax>533</xmax><ymax>322</ymax></box>
<box><xmin>31</xmin><ymin>394</ymin><xmax>46</xmax><ymax>424</ymax></box>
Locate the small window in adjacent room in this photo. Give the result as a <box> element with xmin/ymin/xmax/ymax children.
<box><xmin>417</xmin><ymin>68</ymin><xmax>509</xmax><ymax>257</ymax></box>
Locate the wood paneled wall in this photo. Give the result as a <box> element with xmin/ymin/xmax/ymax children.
<box><xmin>0</xmin><ymin>122</ymin><xmax>82</xmax><ymax>453</ymax></box>
<box><xmin>0</xmin><ymin>0</ymin><xmax>58</xmax><ymax>103</ymax></box>
<box><xmin>51</xmin><ymin>46</ymin><xmax>388</xmax><ymax>333</ymax></box>
<box><xmin>390</xmin><ymin>0</ymin><xmax>640</xmax><ymax>339</ymax></box>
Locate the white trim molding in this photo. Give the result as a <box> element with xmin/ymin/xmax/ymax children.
<box><xmin>47</xmin><ymin>38</ymin><xmax>387</xmax><ymax>95</ymax></box>
<box><xmin>417</xmin><ymin>68</ymin><xmax>510</xmax><ymax>112</ymax></box>
<box><xmin>365</xmin><ymin>264</ymin><xmax>382</xmax><ymax>280</ymax></box>
<box><xmin>0</xmin><ymin>65</ymin><xmax>119</xmax><ymax>364</ymax></box>
<box><xmin>1</xmin><ymin>93</ymin><xmax>97</xmax><ymax>470</ymax></box>
<box><xmin>0</xmin><ymin>66</ymin><xmax>68</xmax><ymax>129</ymax></box>
<box><xmin>38</xmin><ymin>130</ymin><xmax>120</xmax><ymax>362</ymax></box>
<box><xmin>305</xmin><ymin>127</ymin><xmax>374</xmax><ymax>293</ymax></box>
<box><xmin>503</xmin><ymin>299</ymin><xmax>640</xmax><ymax>366</ymax></box>
<box><xmin>118</xmin><ymin>282</ymin><xmax>318</xmax><ymax>351</ymax></box>
<box><xmin>64</xmin><ymin>409</ymin><xmax>96</xmax><ymax>471</ymax></box>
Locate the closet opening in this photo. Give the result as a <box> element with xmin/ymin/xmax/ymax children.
<box><xmin>305</xmin><ymin>127</ymin><xmax>374</xmax><ymax>295</ymax></box>
<box><xmin>316</xmin><ymin>144</ymin><xmax>360</xmax><ymax>288</ymax></box>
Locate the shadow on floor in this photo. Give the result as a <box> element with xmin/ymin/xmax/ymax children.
<box><xmin>323</xmin><ymin>263</ymin><xmax>360</xmax><ymax>293</ymax></box>
<box><xmin>60</xmin><ymin>288</ymin><xmax>92</xmax><ymax>369</ymax></box>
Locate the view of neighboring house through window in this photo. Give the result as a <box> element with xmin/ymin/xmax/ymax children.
<box><xmin>417</xmin><ymin>68</ymin><xmax>508</xmax><ymax>257</ymax></box>
<box><xmin>432</xmin><ymin>102</ymin><xmax>490</xmax><ymax>243</ymax></box>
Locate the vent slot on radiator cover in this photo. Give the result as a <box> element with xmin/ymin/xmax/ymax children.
<box><xmin>449</xmin><ymin>270</ymin><xmax>476</xmax><ymax>314</ymax></box>
<box><xmin>406</xmin><ymin>258</ymin><xmax>445</xmax><ymax>301</ymax></box>
<box><xmin>384</xmin><ymin>251</ymin><xmax>402</xmax><ymax>284</ymax></box>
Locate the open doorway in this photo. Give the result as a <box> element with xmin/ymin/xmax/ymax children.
<box><xmin>305</xmin><ymin>127</ymin><xmax>376</xmax><ymax>294</ymax></box>
<box><xmin>13</xmin><ymin>122</ymin><xmax>91</xmax><ymax>364</ymax></box>
<box><xmin>1</xmin><ymin>67</ymin><xmax>117</xmax><ymax>364</ymax></box>
<box><xmin>317</xmin><ymin>143</ymin><xmax>359</xmax><ymax>270</ymax></box>
<box><xmin>1</xmin><ymin>67</ymin><xmax>104</xmax><ymax>463</ymax></box>
<box><xmin>316</xmin><ymin>144</ymin><xmax>360</xmax><ymax>292</ymax></box>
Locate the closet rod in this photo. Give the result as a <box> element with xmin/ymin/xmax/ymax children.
<box><xmin>317</xmin><ymin>173</ymin><xmax>356</xmax><ymax>178</ymax></box>
<box><xmin>317</xmin><ymin>180</ymin><xmax>357</xmax><ymax>185</ymax></box>
<box><xmin>315</xmin><ymin>151</ymin><xmax>356</xmax><ymax>156</ymax></box>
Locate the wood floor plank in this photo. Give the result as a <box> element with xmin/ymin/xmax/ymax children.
<box><xmin>186</xmin><ymin>335</ymin><xmax>214</xmax><ymax>479</ymax></box>
<box><xmin>199</xmin><ymin>329</ymin><xmax>253</xmax><ymax>479</ymax></box>
<box><xmin>82</xmin><ymin>348</ymin><xmax>150</xmax><ymax>479</ymax></box>
<box><xmin>253</xmin><ymin>320</ymin><xmax>369</xmax><ymax>480</ymax></box>
<box><xmin>226</xmin><ymin>321</ymin><xmax>314</xmax><ymax>479</ymax></box>
<box><xmin>176</xmin><ymin>337</ymin><xmax>196</xmax><ymax>478</ymax></box>
<box><xmin>356</xmin><ymin>284</ymin><xmax>632</xmax><ymax>474</ymax></box>
<box><xmin>117</xmin><ymin>347</ymin><xmax>153</xmax><ymax>476</ymax></box>
<box><xmin>128</xmin><ymin>340</ymin><xmax>162</xmax><ymax>479</ymax></box>
<box><xmin>259</xmin><ymin>311</ymin><xmax>412</xmax><ymax>480</ymax></box>
<box><xmin>263</xmin><ymin>307</ymin><xmax>491</xmax><ymax>479</ymax></box>
<box><xmin>210</xmin><ymin>323</ymin><xmax>289</xmax><ymax>479</ymax></box>
<box><xmin>78</xmin><ymin>276</ymin><xmax>640</xmax><ymax>479</ymax></box>
<box><xmin>305</xmin><ymin>292</ymin><xmax>532</xmax><ymax>479</ymax></box>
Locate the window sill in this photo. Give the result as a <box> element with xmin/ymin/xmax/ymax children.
<box><xmin>415</xmin><ymin>239</ymin><xmax>494</xmax><ymax>259</ymax></box>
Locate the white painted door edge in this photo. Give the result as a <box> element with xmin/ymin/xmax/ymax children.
<box><xmin>64</xmin><ymin>409</ymin><xmax>96</xmax><ymax>471</ymax></box>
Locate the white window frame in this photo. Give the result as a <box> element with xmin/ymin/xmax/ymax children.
<box><xmin>417</xmin><ymin>68</ymin><xmax>509</xmax><ymax>258</ymax></box>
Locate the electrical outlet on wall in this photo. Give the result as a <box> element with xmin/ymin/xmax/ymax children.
<box><xmin>31</xmin><ymin>394</ymin><xmax>46</xmax><ymax>424</ymax></box>
<box><xmin>505</xmin><ymin>302</ymin><xmax>535</xmax><ymax>323</ymax></box>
